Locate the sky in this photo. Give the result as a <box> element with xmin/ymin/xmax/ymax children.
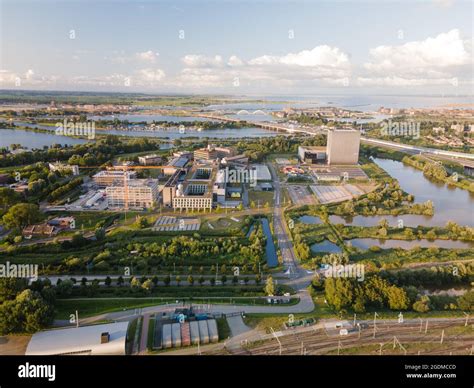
<box><xmin>0</xmin><ymin>0</ymin><xmax>473</xmax><ymax>95</ymax></box>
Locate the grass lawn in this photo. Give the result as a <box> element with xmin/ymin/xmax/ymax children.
<box><xmin>55</xmin><ymin>299</ymin><xmax>169</xmax><ymax>319</ymax></box>
<box><xmin>248</xmin><ymin>190</ymin><xmax>274</xmax><ymax>207</ymax></box>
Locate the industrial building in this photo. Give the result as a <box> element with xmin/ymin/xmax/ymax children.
<box><xmin>25</xmin><ymin>322</ymin><xmax>129</xmax><ymax>355</ymax></box>
<box><xmin>298</xmin><ymin>146</ymin><xmax>327</xmax><ymax>164</ymax></box>
<box><xmin>163</xmin><ymin>156</ymin><xmax>190</xmax><ymax>176</ymax></box>
<box><xmin>106</xmin><ymin>179</ymin><xmax>159</xmax><ymax>209</ymax></box>
<box><xmin>161</xmin><ymin>319</ymin><xmax>219</xmax><ymax>349</ymax></box>
<box><xmin>194</xmin><ymin>145</ymin><xmax>235</xmax><ymax>161</ymax></box>
<box><xmin>138</xmin><ymin>154</ymin><xmax>162</xmax><ymax>166</ymax></box>
<box><xmin>92</xmin><ymin>170</ymin><xmax>136</xmax><ymax>187</ymax></box>
<box><xmin>298</xmin><ymin>129</ymin><xmax>361</xmax><ymax>166</ymax></box>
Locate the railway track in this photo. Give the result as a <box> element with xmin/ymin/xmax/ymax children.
<box><xmin>218</xmin><ymin>320</ymin><xmax>473</xmax><ymax>356</ymax></box>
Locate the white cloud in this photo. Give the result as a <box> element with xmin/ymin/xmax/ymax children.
<box><xmin>175</xmin><ymin>45</ymin><xmax>351</xmax><ymax>90</ymax></box>
<box><xmin>249</xmin><ymin>45</ymin><xmax>349</xmax><ymax>67</ymax></box>
<box><xmin>182</xmin><ymin>55</ymin><xmax>224</xmax><ymax>68</ymax></box>
<box><xmin>135</xmin><ymin>50</ymin><xmax>159</xmax><ymax>63</ymax></box>
<box><xmin>361</xmin><ymin>29</ymin><xmax>472</xmax><ymax>86</ymax></box>
<box><xmin>136</xmin><ymin>68</ymin><xmax>165</xmax><ymax>82</ymax></box>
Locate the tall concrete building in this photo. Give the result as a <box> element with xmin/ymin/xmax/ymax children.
<box><xmin>326</xmin><ymin>129</ymin><xmax>360</xmax><ymax>165</ymax></box>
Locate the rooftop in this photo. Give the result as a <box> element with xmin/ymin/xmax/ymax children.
<box><xmin>25</xmin><ymin>322</ymin><xmax>129</xmax><ymax>355</ymax></box>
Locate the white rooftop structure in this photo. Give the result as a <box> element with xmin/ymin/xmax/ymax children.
<box><xmin>251</xmin><ymin>164</ymin><xmax>272</xmax><ymax>181</ymax></box>
<box><xmin>25</xmin><ymin>322</ymin><xmax>129</xmax><ymax>355</ymax></box>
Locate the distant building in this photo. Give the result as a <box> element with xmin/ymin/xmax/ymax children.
<box><xmin>25</xmin><ymin>322</ymin><xmax>129</xmax><ymax>355</ymax></box>
<box><xmin>138</xmin><ymin>154</ymin><xmax>162</xmax><ymax>166</ymax></box>
<box><xmin>163</xmin><ymin>157</ymin><xmax>189</xmax><ymax>175</ymax></box>
<box><xmin>22</xmin><ymin>223</ymin><xmax>58</xmax><ymax>238</ymax></box>
<box><xmin>326</xmin><ymin>129</ymin><xmax>360</xmax><ymax>165</ymax></box>
<box><xmin>298</xmin><ymin>146</ymin><xmax>327</xmax><ymax>164</ymax></box>
<box><xmin>48</xmin><ymin>162</ymin><xmax>80</xmax><ymax>176</ymax></box>
<box><xmin>47</xmin><ymin>216</ymin><xmax>75</xmax><ymax>229</ymax></box>
<box><xmin>194</xmin><ymin>145</ymin><xmax>235</xmax><ymax>161</ymax></box>
<box><xmin>221</xmin><ymin>154</ymin><xmax>249</xmax><ymax>168</ymax></box>
<box><xmin>251</xmin><ymin>164</ymin><xmax>272</xmax><ymax>181</ymax></box>
<box><xmin>106</xmin><ymin>179</ymin><xmax>159</xmax><ymax>209</ymax></box>
<box><xmin>92</xmin><ymin>170</ymin><xmax>137</xmax><ymax>187</ymax></box>
<box><xmin>432</xmin><ymin>127</ymin><xmax>445</xmax><ymax>134</ymax></box>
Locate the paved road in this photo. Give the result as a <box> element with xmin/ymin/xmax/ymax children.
<box><xmin>362</xmin><ymin>137</ymin><xmax>474</xmax><ymax>161</ymax></box>
<box><xmin>267</xmin><ymin>162</ymin><xmax>313</xmax><ymax>291</ymax></box>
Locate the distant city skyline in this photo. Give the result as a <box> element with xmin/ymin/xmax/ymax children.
<box><xmin>0</xmin><ymin>0</ymin><xmax>472</xmax><ymax>95</ymax></box>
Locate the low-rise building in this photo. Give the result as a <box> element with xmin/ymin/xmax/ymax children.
<box><xmin>163</xmin><ymin>157</ymin><xmax>189</xmax><ymax>175</ymax></box>
<box><xmin>298</xmin><ymin>146</ymin><xmax>327</xmax><ymax>164</ymax></box>
<box><xmin>138</xmin><ymin>154</ymin><xmax>162</xmax><ymax>166</ymax></box>
<box><xmin>22</xmin><ymin>223</ymin><xmax>58</xmax><ymax>238</ymax></box>
<box><xmin>25</xmin><ymin>322</ymin><xmax>129</xmax><ymax>355</ymax></box>
<box><xmin>48</xmin><ymin>162</ymin><xmax>80</xmax><ymax>176</ymax></box>
<box><xmin>194</xmin><ymin>145</ymin><xmax>235</xmax><ymax>161</ymax></box>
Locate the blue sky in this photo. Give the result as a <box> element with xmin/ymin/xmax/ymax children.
<box><xmin>0</xmin><ymin>0</ymin><xmax>472</xmax><ymax>95</ymax></box>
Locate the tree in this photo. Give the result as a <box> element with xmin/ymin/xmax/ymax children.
<box><xmin>386</xmin><ymin>286</ymin><xmax>409</xmax><ymax>310</ymax></box>
<box><xmin>56</xmin><ymin>280</ymin><xmax>73</xmax><ymax>297</ymax></box>
<box><xmin>130</xmin><ymin>277</ymin><xmax>141</xmax><ymax>288</ymax></box>
<box><xmin>104</xmin><ymin>276</ymin><xmax>112</xmax><ymax>287</ymax></box>
<box><xmin>221</xmin><ymin>275</ymin><xmax>227</xmax><ymax>285</ymax></box>
<box><xmin>265</xmin><ymin>276</ymin><xmax>275</xmax><ymax>296</ymax></box>
<box><xmin>457</xmin><ymin>291</ymin><xmax>473</xmax><ymax>311</ymax></box>
<box><xmin>117</xmin><ymin>276</ymin><xmax>124</xmax><ymax>286</ymax></box>
<box><xmin>187</xmin><ymin>275</ymin><xmax>194</xmax><ymax>286</ymax></box>
<box><xmin>0</xmin><ymin>289</ymin><xmax>54</xmax><ymax>334</ymax></box>
<box><xmin>0</xmin><ymin>188</ymin><xmax>20</xmax><ymax>212</ymax></box>
<box><xmin>210</xmin><ymin>278</ymin><xmax>216</xmax><ymax>286</ymax></box>
<box><xmin>94</xmin><ymin>228</ymin><xmax>106</xmax><ymax>241</ymax></box>
<box><xmin>413</xmin><ymin>296</ymin><xmax>431</xmax><ymax>313</ymax></box>
<box><xmin>164</xmin><ymin>274</ymin><xmax>171</xmax><ymax>287</ymax></box>
<box><xmin>141</xmin><ymin>279</ymin><xmax>153</xmax><ymax>292</ymax></box>
<box><xmin>0</xmin><ymin>278</ymin><xmax>28</xmax><ymax>302</ymax></box>
<box><xmin>199</xmin><ymin>276</ymin><xmax>205</xmax><ymax>286</ymax></box>
<box><xmin>175</xmin><ymin>276</ymin><xmax>181</xmax><ymax>287</ymax></box>
<box><xmin>232</xmin><ymin>276</ymin><xmax>239</xmax><ymax>285</ymax></box>
<box><xmin>1</xmin><ymin>203</ymin><xmax>42</xmax><ymax>229</ymax></box>
<box><xmin>255</xmin><ymin>274</ymin><xmax>262</xmax><ymax>285</ymax></box>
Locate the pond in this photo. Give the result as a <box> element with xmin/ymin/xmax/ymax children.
<box><xmin>348</xmin><ymin>238</ymin><xmax>474</xmax><ymax>250</ymax></box>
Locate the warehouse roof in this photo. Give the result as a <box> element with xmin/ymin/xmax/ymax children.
<box><xmin>25</xmin><ymin>322</ymin><xmax>129</xmax><ymax>355</ymax></box>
